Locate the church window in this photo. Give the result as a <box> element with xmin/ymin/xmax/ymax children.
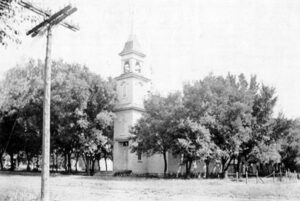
<box><xmin>122</xmin><ymin>84</ymin><xmax>127</xmax><ymax>98</ymax></box>
<box><xmin>124</xmin><ymin>61</ymin><xmax>130</xmax><ymax>73</ymax></box>
<box><xmin>135</xmin><ymin>62</ymin><xmax>141</xmax><ymax>73</ymax></box>
<box><xmin>122</xmin><ymin>141</ymin><xmax>129</xmax><ymax>147</ymax></box>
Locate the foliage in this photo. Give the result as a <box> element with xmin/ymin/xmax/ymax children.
<box><xmin>183</xmin><ymin>74</ymin><xmax>256</xmax><ymax>172</ymax></box>
<box><xmin>133</xmin><ymin>72</ymin><xmax>300</xmax><ymax>177</ymax></box>
<box><xmin>0</xmin><ymin>0</ymin><xmax>37</xmax><ymax>46</ymax></box>
<box><xmin>131</xmin><ymin>92</ymin><xmax>183</xmax><ymax>175</ymax></box>
<box><xmin>0</xmin><ymin>59</ymin><xmax>116</xmax><ymax>173</ymax></box>
<box><xmin>172</xmin><ymin>118</ymin><xmax>215</xmax><ymax>177</ymax></box>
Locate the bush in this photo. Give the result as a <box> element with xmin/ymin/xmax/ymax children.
<box><xmin>113</xmin><ymin>170</ymin><xmax>132</xmax><ymax>177</ymax></box>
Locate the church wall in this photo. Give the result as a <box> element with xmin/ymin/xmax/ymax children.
<box><xmin>146</xmin><ymin>154</ymin><xmax>165</xmax><ymax>174</ymax></box>
<box><xmin>113</xmin><ymin>141</ymin><xmax>128</xmax><ymax>171</ymax></box>
<box><xmin>113</xmin><ymin>111</ymin><xmax>129</xmax><ymax>139</ymax></box>
<box><xmin>127</xmin><ymin>151</ymin><xmax>147</xmax><ymax>173</ymax></box>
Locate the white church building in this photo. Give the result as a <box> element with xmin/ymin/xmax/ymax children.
<box><xmin>112</xmin><ymin>33</ymin><xmax>219</xmax><ymax>176</ymax></box>
<box><xmin>112</xmin><ymin>33</ymin><xmax>182</xmax><ymax>175</ymax></box>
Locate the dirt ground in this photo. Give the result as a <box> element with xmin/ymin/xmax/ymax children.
<box><xmin>0</xmin><ymin>173</ymin><xmax>300</xmax><ymax>201</ymax></box>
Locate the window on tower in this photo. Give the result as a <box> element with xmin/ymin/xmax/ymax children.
<box><xmin>122</xmin><ymin>84</ymin><xmax>127</xmax><ymax>98</ymax></box>
<box><xmin>124</xmin><ymin>61</ymin><xmax>130</xmax><ymax>73</ymax></box>
<box><xmin>135</xmin><ymin>62</ymin><xmax>141</xmax><ymax>73</ymax></box>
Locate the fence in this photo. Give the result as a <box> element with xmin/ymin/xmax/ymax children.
<box><xmin>226</xmin><ymin>170</ymin><xmax>299</xmax><ymax>184</ymax></box>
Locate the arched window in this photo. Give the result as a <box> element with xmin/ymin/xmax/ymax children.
<box><xmin>124</xmin><ymin>61</ymin><xmax>130</xmax><ymax>73</ymax></box>
<box><xmin>135</xmin><ymin>62</ymin><xmax>141</xmax><ymax>73</ymax></box>
<box><xmin>122</xmin><ymin>84</ymin><xmax>127</xmax><ymax>98</ymax></box>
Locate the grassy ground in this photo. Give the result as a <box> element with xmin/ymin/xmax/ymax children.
<box><xmin>0</xmin><ymin>172</ymin><xmax>300</xmax><ymax>201</ymax></box>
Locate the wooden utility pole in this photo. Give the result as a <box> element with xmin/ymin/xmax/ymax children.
<box><xmin>41</xmin><ymin>25</ymin><xmax>52</xmax><ymax>201</ymax></box>
<box><xmin>20</xmin><ymin>1</ymin><xmax>78</xmax><ymax>201</ymax></box>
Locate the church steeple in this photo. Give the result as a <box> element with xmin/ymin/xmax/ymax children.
<box><xmin>119</xmin><ymin>34</ymin><xmax>146</xmax><ymax>58</ymax></box>
<box><xmin>119</xmin><ymin>2</ymin><xmax>145</xmax><ymax>58</ymax></box>
<box><xmin>119</xmin><ymin>31</ymin><xmax>146</xmax><ymax>75</ymax></box>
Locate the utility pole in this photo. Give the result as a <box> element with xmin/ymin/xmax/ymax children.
<box><xmin>20</xmin><ymin>1</ymin><xmax>78</xmax><ymax>201</ymax></box>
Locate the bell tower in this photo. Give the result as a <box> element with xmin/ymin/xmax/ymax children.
<box><xmin>113</xmin><ymin>33</ymin><xmax>150</xmax><ymax>173</ymax></box>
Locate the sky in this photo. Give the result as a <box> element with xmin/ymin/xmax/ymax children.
<box><xmin>1</xmin><ymin>0</ymin><xmax>300</xmax><ymax>118</ymax></box>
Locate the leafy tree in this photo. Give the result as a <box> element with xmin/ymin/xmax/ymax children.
<box><xmin>280</xmin><ymin>118</ymin><xmax>300</xmax><ymax>171</ymax></box>
<box><xmin>0</xmin><ymin>109</ymin><xmax>24</xmax><ymax>170</ymax></box>
<box><xmin>0</xmin><ymin>59</ymin><xmax>116</xmax><ymax>173</ymax></box>
<box><xmin>0</xmin><ymin>0</ymin><xmax>36</xmax><ymax>46</ymax></box>
<box><xmin>244</xmin><ymin>85</ymin><xmax>282</xmax><ymax>172</ymax></box>
<box><xmin>183</xmin><ymin>74</ymin><xmax>256</xmax><ymax>174</ymax></box>
<box><xmin>172</xmin><ymin>118</ymin><xmax>216</xmax><ymax>177</ymax></box>
<box><xmin>131</xmin><ymin>92</ymin><xmax>183</xmax><ymax>176</ymax></box>
<box><xmin>0</xmin><ymin>60</ymin><xmax>43</xmax><ymax>170</ymax></box>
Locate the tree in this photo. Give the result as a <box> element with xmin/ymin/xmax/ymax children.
<box><xmin>131</xmin><ymin>92</ymin><xmax>183</xmax><ymax>176</ymax></box>
<box><xmin>183</xmin><ymin>74</ymin><xmax>256</xmax><ymax>174</ymax></box>
<box><xmin>0</xmin><ymin>0</ymin><xmax>35</xmax><ymax>46</ymax></box>
<box><xmin>243</xmin><ymin>85</ymin><xmax>282</xmax><ymax>173</ymax></box>
<box><xmin>172</xmin><ymin>118</ymin><xmax>216</xmax><ymax>178</ymax></box>
<box><xmin>0</xmin><ymin>59</ymin><xmax>116</xmax><ymax>173</ymax></box>
<box><xmin>0</xmin><ymin>59</ymin><xmax>43</xmax><ymax>170</ymax></box>
<box><xmin>280</xmin><ymin>118</ymin><xmax>300</xmax><ymax>171</ymax></box>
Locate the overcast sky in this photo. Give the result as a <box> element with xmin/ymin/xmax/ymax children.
<box><xmin>1</xmin><ymin>0</ymin><xmax>300</xmax><ymax>118</ymax></box>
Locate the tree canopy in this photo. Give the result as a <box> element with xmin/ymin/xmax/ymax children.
<box><xmin>131</xmin><ymin>73</ymin><xmax>300</xmax><ymax>177</ymax></box>
<box><xmin>0</xmin><ymin>59</ymin><xmax>116</xmax><ymax>174</ymax></box>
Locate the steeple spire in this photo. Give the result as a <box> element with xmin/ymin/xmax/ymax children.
<box><xmin>119</xmin><ymin>2</ymin><xmax>145</xmax><ymax>57</ymax></box>
<box><xmin>128</xmin><ymin>4</ymin><xmax>134</xmax><ymax>41</ymax></box>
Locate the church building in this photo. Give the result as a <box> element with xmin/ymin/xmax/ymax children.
<box><xmin>112</xmin><ymin>33</ymin><xmax>171</xmax><ymax>175</ymax></box>
<box><xmin>112</xmin><ymin>33</ymin><xmax>214</xmax><ymax>176</ymax></box>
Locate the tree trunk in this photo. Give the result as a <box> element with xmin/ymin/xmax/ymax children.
<box><xmin>0</xmin><ymin>152</ymin><xmax>3</xmax><ymax>170</ymax></box>
<box><xmin>64</xmin><ymin>153</ymin><xmax>67</xmax><ymax>172</ymax></box>
<box><xmin>36</xmin><ymin>155</ymin><xmax>40</xmax><ymax>170</ymax></box>
<box><xmin>16</xmin><ymin>153</ymin><xmax>20</xmax><ymax>168</ymax></box>
<box><xmin>91</xmin><ymin>160</ymin><xmax>95</xmax><ymax>175</ymax></box>
<box><xmin>185</xmin><ymin>159</ymin><xmax>192</xmax><ymax>178</ymax></box>
<box><xmin>75</xmin><ymin>153</ymin><xmax>79</xmax><ymax>172</ymax></box>
<box><xmin>235</xmin><ymin>156</ymin><xmax>240</xmax><ymax>174</ymax></box>
<box><xmin>105</xmin><ymin>158</ymin><xmax>108</xmax><ymax>172</ymax></box>
<box><xmin>67</xmin><ymin>153</ymin><xmax>72</xmax><ymax>173</ymax></box>
<box><xmin>86</xmin><ymin>155</ymin><xmax>90</xmax><ymax>175</ymax></box>
<box><xmin>205</xmin><ymin>159</ymin><xmax>210</xmax><ymax>179</ymax></box>
<box><xmin>55</xmin><ymin>154</ymin><xmax>58</xmax><ymax>172</ymax></box>
<box><xmin>0</xmin><ymin>158</ymin><xmax>3</xmax><ymax>170</ymax></box>
<box><xmin>27</xmin><ymin>156</ymin><xmax>31</xmax><ymax>171</ymax></box>
<box><xmin>222</xmin><ymin>156</ymin><xmax>233</xmax><ymax>173</ymax></box>
<box><xmin>51</xmin><ymin>154</ymin><xmax>54</xmax><ymax>172</ymax></box>
<box><xmin>163</xmin><ymin>151</ymin><xmax>167</xmax><ymax>177</ymax></box>
<box><xmin>9</xmin><ymin>153</ymin><xmax>14</xmax><ymax>171</ymax></box>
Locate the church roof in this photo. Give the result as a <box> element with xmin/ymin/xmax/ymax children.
<box><xmin>119</xmin><ymin>34</ymin><xmax>146</xmax><ymax>57</ymax></box>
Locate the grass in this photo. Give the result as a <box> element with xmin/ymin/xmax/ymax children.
<box><xmin>0</xmin><ymin>172</ymin><xmax>300</xmax><ymax>201</ymax></box>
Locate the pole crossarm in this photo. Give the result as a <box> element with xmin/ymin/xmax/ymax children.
<box><xmin>18</xmin><ymin>0</ymin><xmax>79</xmax><ymax>31</ymax></box>
<box><xmin>27</xmin><ymin>5</ymin><xmax>75</xmax><ymax>37</ymax></box>
<box><xmin>50</xmin><ymin>7</ymin><xmax>77</xmax><ymax>27</ymax></box>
